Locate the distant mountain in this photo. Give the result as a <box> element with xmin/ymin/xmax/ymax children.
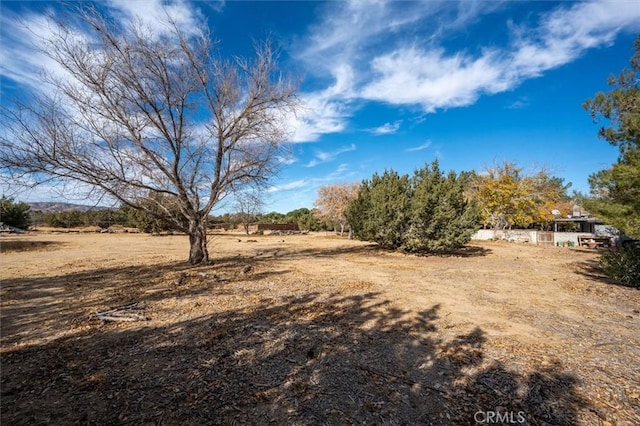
<box><xmin>28</xmin><ymin>202</ymin><xmax>113</xmax><ymax>213</ymax></box>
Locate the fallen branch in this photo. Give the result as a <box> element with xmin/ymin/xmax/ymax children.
<box><xmin>96</xmin><ymin>313</ymin><xmax>149</xmax><ymax>322</ymax></box>
<box><xmin>357</xmin><ymin>364</ymin><xmax>447</xmax><ymax>394</ymax></box>
<box><xmin>95</xmin><ymin>302</ymin><xmax>149</xmax><ymax>322</ymax></box>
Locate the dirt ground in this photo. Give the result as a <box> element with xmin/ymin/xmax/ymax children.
<box><xmin>1</xmin><ymin>232</ymin><xmax>638</xmax><ymax>425</ymax></box>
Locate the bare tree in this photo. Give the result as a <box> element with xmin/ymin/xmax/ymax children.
<box><xmin>234</xmin><ymin>190</ymin><xmax>265</xmax><ymax>235</ymax></box>
<box><xmin>314</xmin><ymin>182</ymin><xmax>360</xmax><ymax>238</ymax></box>
<box><xmin>0</xmin><ymin>7</ymin><xmax>298</xmax><ymax>264</ymax></box>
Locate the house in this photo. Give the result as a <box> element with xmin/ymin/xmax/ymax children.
<box><xmin>471</xmin><ymin>205</ymin><xmax>618</xmax><ymax>248</ymax></box>
<box><xmin>551</xmin><ymin>207</ymin><xmax>616</xmax><ymax>248</ymax></box>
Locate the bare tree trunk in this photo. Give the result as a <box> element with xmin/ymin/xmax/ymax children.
<box><xmin>340</xmin><ymin>223</ymin><xmax>345</xmax><ymax>237</ymax></box>
<box><xmin>188</xmin><ymin>219</ymin><xmax>209</xmax><ymax>264</ymax></box>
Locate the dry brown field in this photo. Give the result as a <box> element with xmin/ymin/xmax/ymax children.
<box><xmin>1</xmin><ymin>232</ymin><xmax>639</xmax><ymax>425</ymax></box>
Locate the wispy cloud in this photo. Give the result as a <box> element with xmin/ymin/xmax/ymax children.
<box><xmin>267</xmin><ymin>163</ymin><xmax>353</xmax><ymax>195</ymax></box>
<box><xmin>276</xmin><ymin>154</ymin><xmax>298</xmax><ymax>166</ymax></box>
<box><xmin>322</xmin><ymin>163</ymin><xmax>351</xmax><ymax>182</ymax></box>
<box><xmin>293</xmin><ymin>0</ymin><xmax>640</xmax><ymax>120</ymax></box>
<box><xmin>360</xmin><ymin>1</ymin><xmax>640</xmax><ymax>111</ymax></box>
<box><xmin>0</xmin><ymin>11</ymin><xmax>70</xmax><ymax>93</ymax></box>
<box><xmin>305</xmin><ymin>143</ymin><xmax>356</xmax><ymax>167</ymax></box>
<box><xmin>288</xmin><ymin>1</ymin><xmax>454</xmax><ymax>142</ymax></box>
<box><xmin>287</xmin><ymin>94</ymin><xmax>350</xmax><ymax>143</ymax></box>
<box><xmin>361</xmin><ymin>47</ymin><xmax>509</xmax><ymax>112</ymax></box>
<box><xmin>107</xmin><ymin>0</ymin><xmax>204</xmax><ymax>37</ymax></box>
<box><xmin>4</xmin><ymin>0</ymin><xmax>640</xmax><ymax>148</ymax></box>
<box><xmin>405</xmin><ymin>141</ymin><xmax>432</xmax><ymax>152</ymax></box>
<box><xmin>267</xmin><ymin>179</ymin><xmax>308</xmax><ymax>193</ymax></box>
<box><xmin>286</xmin><ymin>63</ymin><xmax>356</xmax><ymax>143</ymax></box>
<box><xmin>507</xmin><ymin>96</ymin><xmax>529</xmax><ymax>109</ymax></box>
<box><xmin>0</xmin><ymin>0</ymin><xmax>205</xmax><ymax>95</ymax></box>
<box><xmin>369</xmin><ymin>121</ymin><xmax>401</xmax><ymax>135</ymax></box>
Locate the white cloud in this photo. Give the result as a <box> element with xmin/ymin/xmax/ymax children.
<box><xmin>276</xmin><ymin>154</ymin><xmax>298</xmax><ymax>166</ymax></box>
<box><xmin>405</xmin><ymin>141</ymin><xmax>432</xmax><ymax>152</ymax></box>
<box><xmin>287</xmin><ymin>93</ymin><xmax>350</xmax><ymax>143</ymax></box>
<box><xmin>506</xmin><ymin>97</ymin><xmax>529</xmax><ymax>110</ymax></box>
<box><xmin>291</xmin><ymin>0</ymin><xmax>640</xmax><ymax>122</ymax></box>
<box><xmin>267</xmin><ymin>179</ymin><xmax>308</xmax><ymax>193</ymax></box>
<box><xmin>322</xmin><ymin>163</ymin><xmax>351</xmax><ymax>181</ymax></box>
<box><xmin>265</xmin><ymin>162</ymin><xmax>356</xmax><ymax>211</ymax></box>
<box><xmin>286</xmin><ymin>64</ymin><xmax>356</xmax><ymax>143</ymax></box>
<box><xmin>5</xmin><ymin>0</ymin><xmax>640</xmax><ymax>147</ymax></box>
<box><xmin>360</xmin><ymin>0</ymin><xmax>640</xmax><ymax>112</ymax></box>
<box><xmin>267</xmin><ymin>163</ymin><xmax>353</xmax><ymax>196</ymax></box>
<box><xmin>370</xmin><ymin>121</ymin><xmax>401</xmax><ymax>135</ymax></box>
<box><xmin>0</xmin><ymin>11</ymin><xmax>73</xmax><ymax>93</ymax></box>
<box><xmin>288</xmin><ymin>1</ymin><xmax>463</xmax><ymax>142</ymax></box>
<box><xmin>361</xmin><ymin>47</ymin><xmax>507</xmax><ymax>112</ymax></box>
<box><xmin>0</xmin><ymin>0</ymin><xmax>206</xmax><ymax>96</ymax></box>
<box><xmin>107</xmin><ymin>0</ymin><xmax>204</xmax><ymax>37</ymax></box>
<box><xmin>507</xmin><ymin>0</ymin><xmax>640</xmax><ymax>79</ymax></box>
<box><xmin>305</xmin><ymin>144</ymin><xmax>356</xmax><ymax>167</ymax></box>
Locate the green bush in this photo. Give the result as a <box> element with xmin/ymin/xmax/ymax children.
<box><xmin>600</xmin><ymin>245</ymin><xmax>640</xmax><ymax>287</ymax></box>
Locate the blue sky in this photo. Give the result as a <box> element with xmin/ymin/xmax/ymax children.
<box><xmin>1</xmin><ymin>1</ymin><xmax>639</xmax><ymax>214</ymax></box>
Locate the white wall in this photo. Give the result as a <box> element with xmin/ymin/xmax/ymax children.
<box><xmin>471</xmin><ymin>229</ymin><xmax>538</xmax><ymax>244</ymax></box>
<box><xmin>553</xmin><ymin>232</ymin><xmax>590</xmax><ymax>245</ymax></box>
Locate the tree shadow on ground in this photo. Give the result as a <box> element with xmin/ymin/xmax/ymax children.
<box><xmin>411</xmin><ymin>245</ymin><xmax>493</xmax><ymax>258</ymax></box>
<box><xmin>0</xmin><ymin>239</ymin><xmax>67</xmax><ymax>253</ymax></box>
<box><xmin>237</xmin><ymin>241</ymin><xmax>493</xmax><ymax>262</ymax></box>
<box><xmin>2</xmin><ymin>288</ymin><xmax>588</xmax><ymax>425</ymax></box>
<box><xmin>0</xmin><ymin>258</ymin><xmax>296</xmax><ymax>347</ymax></box>
<box><xmin>571</xmin><ymin>258</ymin><xmax>627</xmax><ymax>287</ymax></box>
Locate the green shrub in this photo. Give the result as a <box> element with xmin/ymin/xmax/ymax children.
<box><xmin>600</xmin><ymin>245</ymin><xmax>640</xmax><ymax>287</ymax></box>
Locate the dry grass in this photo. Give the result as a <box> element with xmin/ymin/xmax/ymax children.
<box><xmin>1</xmin><ymin>232</ymin><xmax>639</xmax><ymax>425</ymax></box>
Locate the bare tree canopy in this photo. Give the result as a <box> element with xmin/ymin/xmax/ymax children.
<box><xmin>0</xmin><ymin>6</ymin><xmax>299</xmax><ymax>264</ymax></box>
<box><xmin>314</xmin><ymin>182</ymin><xmax>360</xmax><ymax>237</ymax></box>
<box><xmin>234</xmin><ymin>190</ymin><xmax>265</xmax><ymax>235</ymax></box>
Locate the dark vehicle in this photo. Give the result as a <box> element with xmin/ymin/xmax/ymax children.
<box><xmin>620</xmin><ymin>238</ymin><xmax>640</xmax><ymax>248</ymax></box>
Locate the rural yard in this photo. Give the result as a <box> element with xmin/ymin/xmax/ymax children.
<box><xmin>1</xmin><ymin>232</ymin><xmax>639</xmax><ymax>425</ymax></box>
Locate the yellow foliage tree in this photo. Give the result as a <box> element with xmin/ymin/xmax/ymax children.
<box><xmin>471</xmin><ymin>162</ymin><xmax>571</xmax><ymax>230</ymax></box>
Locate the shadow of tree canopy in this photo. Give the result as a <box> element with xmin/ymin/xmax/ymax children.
<box><xmin>571</xmin><ymin>257</ymin><xmax>627</xmax><ymax>287</ymax></box>
<box><xmin>217</xmin><ymin>236</ymin><xmax>492</xmax><ymax>261</ymax></box>
<box><xmin>0</xmin><ymin>239</ymin><xmax>67</xmax><ymax>253</ymax></box>
<box><xmin>2</xmin><ymin>289</ymin><xmax>587</xmax><ymax>425</ymax></box>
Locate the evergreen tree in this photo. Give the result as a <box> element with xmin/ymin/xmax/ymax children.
<box><xmin>0</xmin><ymin>197</ymin><xmax>31</xmax><ymax>230</ymax></box>
<box><xmin>583</xmin><ymin>35</ymin><xmax>640</xmax><ymax>238</ymax></box>
<box><xmin>347</xmin><ymin>170</ymin><xmax>411</xmax><ymax>250</ymax></box>
<box><xmin>405</xmin><ymin>163</ymin><xmax>480</xmax><ymax>252</ymax></box>
<box><xmin>346</xmin><ymin>162</ymin><xmax>480</xmax><ymax>252</ymax></box>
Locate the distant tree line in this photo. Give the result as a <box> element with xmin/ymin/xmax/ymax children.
<box><xmin>211</xmin><ymin>208</ymin><xmax>330</xmax><ymax>233</ymax></box>
<box><xmin>24</xmin><ymin>204</ymin><xmax>333</xmax><ymax>233</ymax></box>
